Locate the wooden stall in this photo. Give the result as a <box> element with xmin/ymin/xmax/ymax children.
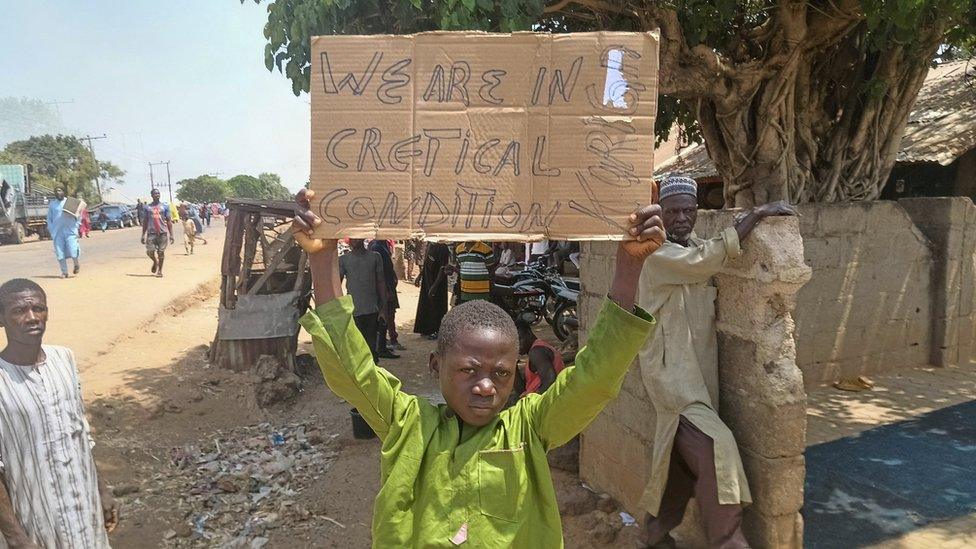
<box><xmin>210</xmin><ymin>199</ymin><xmax>311</xmax><ymax>372</ymax></box>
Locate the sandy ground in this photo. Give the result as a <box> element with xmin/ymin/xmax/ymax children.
<box><xmin>77</xmin><ymin>276</ymin><xmax>637</xmax><ymax>547</ymax></box>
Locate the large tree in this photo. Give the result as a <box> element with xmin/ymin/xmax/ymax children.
<box><xmin>226</xmin><ymin>172</ymin><xmax>293</xmax><ymax>200</ymax></box>
<box><xmin>176</xmin><ymin>175</ymin><xmax>231</xmax><ymax>203</ymax></box>
<box><xmin>2</xmin><ymin>134</ymin><xmax>125</xmax><ymax>203</ymax></box>
<box><xmin>246</xmin><ymin>0</ymin><xmax>975</xmax><ymax>206</ymax></box>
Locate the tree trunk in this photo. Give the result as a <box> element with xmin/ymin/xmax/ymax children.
<box><xmin>695</xmin><ymin>24</ymin><xmax>947</xmax><ymax>207</ymax></box>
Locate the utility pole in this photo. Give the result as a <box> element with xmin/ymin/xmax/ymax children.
<box><xmin>149</xmin><ymin>161</ymin><xmax>172</xmax><ymax>203</ymax></box>
<box><xmin>165</xmin><ymin>161</ymin><xmax>172</xmax><ymax>204</ymax></box>
<box><xmin>79</xmin><ymin>134</ymin><xmax>107</xmax><ymax>199</ymax></box>
<box><xmin>45</xmin><ymin>99</ymin><xmax>74</xmax><ymax>117</ymax></box>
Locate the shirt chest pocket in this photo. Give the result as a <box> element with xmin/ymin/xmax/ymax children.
<box><xmin>478</xmin><ymin>444</ymin><xmax>527</xmax><ymax>523</ymax></box>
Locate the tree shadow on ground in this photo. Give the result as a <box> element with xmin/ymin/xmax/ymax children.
<box><xmin>804</xmin><ymin>388</ymin><xmax>976</xmax><ymax>548</ymax></box>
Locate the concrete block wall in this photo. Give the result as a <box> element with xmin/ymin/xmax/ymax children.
<box><xmin>793</xmin><ymin>202</ymin><xmax>933</xmax><ymax>383</ymax></box>
<box><xmin>578</xmin><ymin>241</ymin><xmax>656</xmax><ymax>510</ymax></box>
<box><xmin>899</xmin><ymin>197</ymin><xmax>976</xmax><ymax>367</ymax></box>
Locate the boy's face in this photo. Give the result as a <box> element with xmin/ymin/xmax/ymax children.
<box><xmin>431</xmin><ymin>328</ymin><xmax>519</xmax><ymax>426</ymax></box>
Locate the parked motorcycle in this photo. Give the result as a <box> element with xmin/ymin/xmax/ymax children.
<box><xmin>494</xmin><ymin>259</ymin><xmax>578</xmax><ymax>342</ymax></box>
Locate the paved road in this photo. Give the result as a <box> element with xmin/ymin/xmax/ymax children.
<box><xmin>0</xmin><ymin>224</ymin><xmax>222</xmax><ymax>280</ymax></box>
<box><xmin>0</xmin><ymin>221</ymin><xmax>226</xmax><ymax>366</ymax></box>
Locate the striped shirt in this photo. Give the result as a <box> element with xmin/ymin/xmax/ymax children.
<box><xmin>0</xmin><ymin>346</ymin><xmax>110</xmax><ymax>549</ymax></box>
<box><xmin>455</xmin><ymin>241</ymin><xmax>495</xmax><ymax>301</ymax></box>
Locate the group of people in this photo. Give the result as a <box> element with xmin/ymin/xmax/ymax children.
<box><xmin>4</xmin><ymin>174</ymin><xmax>798</xmax><ymax>547</ymax></box>
<box><xmin>295</xmin><ymin>174</ymin><xmax>797</xmax><ymax>548</ymax></box>
<box><xmin>43</xmin><ymin>188</ymin><xmax>224</xmax><ymax>279</ymax></box>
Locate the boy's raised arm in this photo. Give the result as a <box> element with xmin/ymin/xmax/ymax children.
<box><xmin>293</xmin><ymin>190</ymin><xmax>412</xmax><ymax>441</ymax></box>
<box><xmin>524</xmin><ymin>203</ymin><xmax>664</xmax><ymax>449</ymax></box>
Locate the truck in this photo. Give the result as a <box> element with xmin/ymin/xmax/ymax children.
<box><xmin>0</xmin><ymin>164</ymin><xmax>52</xmax><ymax>245</ymax></box>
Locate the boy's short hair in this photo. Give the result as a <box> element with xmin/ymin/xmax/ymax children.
<box><xmin>437</xmin><ymin>300</ymin><xmax>517</xmax><ymax>354</ymax></box>
<box><xmin>0</xmin><ymin>278</ymin><xmax>45</xmax><ymax>313</ymax></box>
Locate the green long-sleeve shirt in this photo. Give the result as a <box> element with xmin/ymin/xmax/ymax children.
<box><xmin>300</xmin><ymin>295</ymin><xmax>655</xmax><ymax>548</ymax></box>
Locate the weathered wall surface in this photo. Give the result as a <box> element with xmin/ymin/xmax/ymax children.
<box><xmin>900</xmin><ymin>197</ymin><xmax>976</xmax><ymax>368</ymax></box>
<box><xmin>793</xmin><ymin>202</ymin><xmax>933</xmax><ymax>383</ymax></box>
<box><xmin>794</xmin><ymin>198</ymin><xmax>976</xmax><ymax>382</ymax></box>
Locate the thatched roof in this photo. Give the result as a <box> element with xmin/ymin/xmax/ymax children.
<box><xmin>654</xmin><ymin>60</ymin><xmax>976</xmax><ymax>179</ymax></box>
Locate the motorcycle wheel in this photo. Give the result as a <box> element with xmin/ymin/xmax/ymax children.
<box><xmin>544</xmin><ymin>297</ymin><xmax>558</xmax><ymax>324</ymax></box>
<box><xmin>553</xmin><ymin>301</ymin><xmax>577</xmax><ymax>342</ymax></box>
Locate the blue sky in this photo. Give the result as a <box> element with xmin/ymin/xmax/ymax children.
<box><xmin>0</xmin><ymin>0</ymin><xmax>309</xmax><ymax>201</ymax></box>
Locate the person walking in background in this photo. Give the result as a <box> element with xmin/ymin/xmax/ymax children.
<box><xmin>413</xmin><ymin>241</ymin><xmax>449</xmax><ymax>340</ymax></box>
<box><xmin>454</xmin><ymin>241</ymin><xmax>495</xmax><ymax>304</ymax></box>
<box><xmin>188</xmin><ymin>204</ymin><xmax>204</xmax><ymax>235</ymax></box>
<box><xmin>79</xmin><ymin>202</ymin><xmax>91</xmax><ymax>239</ymax></box>
<box><xmin>0</xmin><ymin>279</ymin><xmax>117</xmax><ymax>548</ymax></box>
<box><xmin>141</xmin><ymin>188</ymin><xmax>174</xmax><ymax>278</ymax></box>
<box><xmin>338</xmin><ymin>239</ymin><xmax>389</xmax><ymax>363</ymax></box>
<box><xmin>403</xmin><ymin>238</ymin><xmax>423</xmax><ymax>282</ymax></box>
<box><xmin>202</xmin><ymin>203</ymin><xmax>212</xmax><ymax>227</ymax></box>
<box><xmin>369</xmin><ymin>239</ymin><xmax>404</xmax><ymax>356</ymax></box>
<box><xmin>135</xmin><ymin>199</ymin><xmax>145</xmax><ymax>226</ymax></box>
<box><xmin>46</xmin><ymin>187</ymin><xmax>82</xmax><ymax>278</ymax></box>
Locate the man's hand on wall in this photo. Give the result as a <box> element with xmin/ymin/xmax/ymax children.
<box><xmin>754</xmin><ymin>200</ymin><xmax>798</xmax><ymax>218</ymax></box>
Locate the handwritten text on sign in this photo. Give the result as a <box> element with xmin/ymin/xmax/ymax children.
<box><xmin>309</xmin><ymin>31</ymin><xmax>659</xmax><ymax>240</ymax></box>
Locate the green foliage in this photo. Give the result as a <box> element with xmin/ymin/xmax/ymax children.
<box><xmin>1</xmin><ymin>134</ymin><xmax>125</xmax><ymax>202</ymax></box>
<box><xmin>226</xmin><ymin>172</ymin><xmax>293</xmax><ymax>200</ymax></box>
<box><xmin>176</xmin><ymin>175</ymin><xmax>231</xmax><ymax>203</ymax></box>
<box><xmin>245</xmin><ymin>0</ymin><xmax>976</xmax><ymax>153</ymax></box>
<box><xmin>257</xmin><ymin>172</ymin><xmax>294</xmax><ymax>200</ymax></box>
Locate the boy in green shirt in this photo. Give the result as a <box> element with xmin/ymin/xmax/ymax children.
<box><xmin>293</xmin><ymin>190</ymin><xmax>664</xmax><ymax>548</ymax></box>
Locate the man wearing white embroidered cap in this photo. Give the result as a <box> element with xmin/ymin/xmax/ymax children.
<box><xmin>637</xmin><ymin>175</ymin><xmax>796</xmax><ymax>549</ymax></box>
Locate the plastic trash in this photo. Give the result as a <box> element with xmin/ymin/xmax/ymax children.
<box><xmin>620</xmin><ymin>511</ymin><xmax>637</xmax><ymax>526</ymax></box>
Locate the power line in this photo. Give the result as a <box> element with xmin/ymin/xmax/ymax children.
<box><xmin>44</xmin><ymin>99</ymin><xmax>74</xmax><ymax>118</ymax></box>
<box><xmin>149</xmin><ymin>161</ymin><xmax>173</xmax><ymax>204</ymax></box>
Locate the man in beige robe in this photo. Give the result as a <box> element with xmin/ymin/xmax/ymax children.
<box><xmin>637</xmin><ymin>175</ymin><xmax>796</xmax><ymax>549</ymax></box>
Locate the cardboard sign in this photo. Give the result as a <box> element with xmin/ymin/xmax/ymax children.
<box><xmin>310</xmin><ymin>31</ymin><xmax>659</xmax><ymax>241</ymax></box>
<box><xmin>62</xmin><ymin>197</ymin><xmax>86</xmax><ymax>219</ymax></box>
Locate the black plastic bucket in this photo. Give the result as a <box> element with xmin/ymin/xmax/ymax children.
<box><xmin>350</xmin><ymin>408</ymin><xmax>377</xmax><ymax>439</ymax></box>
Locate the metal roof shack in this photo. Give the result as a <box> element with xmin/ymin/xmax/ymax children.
<box><xmin>210</xmin><ymin>199</ymin><xmax>311</xmax><ymax>372</ymax></box>
<box><xmin>898</xmin><ymin>61</ymin><xmax>976</xmax><ymax>166</ymax></box>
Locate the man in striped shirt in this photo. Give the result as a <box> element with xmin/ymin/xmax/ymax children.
<box><xmin>454</xmin><ymin>241</ymin><xmax>496</xmax><ymax>303</ymax></box>
<box><xmin>0</xmin><ymin>279</ymin><xmax>115</xmax><ymax>548</ymax></box>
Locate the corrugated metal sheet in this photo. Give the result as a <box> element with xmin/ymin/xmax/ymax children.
<box><xmin>654</xmin><ymin>143</ymin><xmax>716</xmax><ymax>180</ymax></box>
<box><xmin>898</xmin><ymin>61</ymin><xmax>976</xmax><ymax>165</ymax></box>
<box><xmin>209</xmin><ymin>335</ymin><xmax>298</xmax><ymax>373</ymax></box>
<box><xmin>654</xmin><ymin>61</ymin><xmax>976</xmax><ymax>180</ymax></box>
